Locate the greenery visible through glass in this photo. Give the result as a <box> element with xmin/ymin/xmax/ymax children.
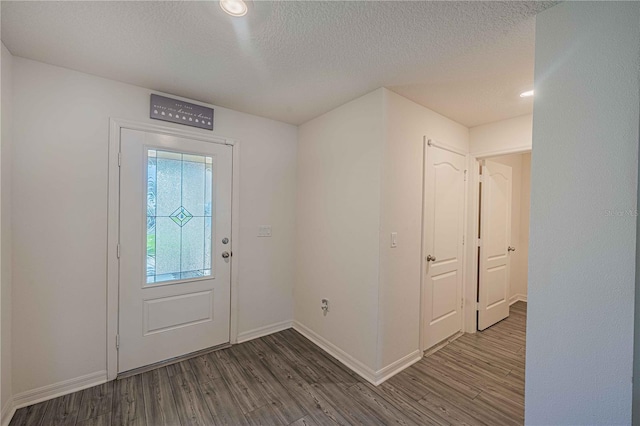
<box><xmin>147</xmin><ymin>149</ymin><xmax>213</xmax><ymax>284</ymax></box>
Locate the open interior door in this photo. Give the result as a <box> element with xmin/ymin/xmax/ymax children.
<box><xmin>478</xmin><ymin>159</ymin><xmax>513</xmax><ymax>330</ymax></box>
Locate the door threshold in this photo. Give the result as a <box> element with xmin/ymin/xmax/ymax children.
<box><xmin>117</xmin><ymin>342</ymin><xmax>232</xmax><ymax>379</ymax></box>
<box><xmin>423</xmin><ymin>331</ymin><xmax>464</xmax><ymax>357</ymax></box>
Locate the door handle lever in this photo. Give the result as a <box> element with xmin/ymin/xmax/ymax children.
<box><xmin>426</xmin><ymin>255</ymin><xmax>436</xmax><ymax>262</ymax></box>
<box><xmin>508</xmin><ymin>246</ymin><xmax>516</xmax><ymax>252</ymax></box>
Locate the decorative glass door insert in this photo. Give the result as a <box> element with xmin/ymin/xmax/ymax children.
<box><xmin>146</xmin><ymin>149</ymin><xmax>213</xmax><ymax>284</ymax></box>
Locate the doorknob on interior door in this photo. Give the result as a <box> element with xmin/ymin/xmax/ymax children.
<box><xmin>221</xmin><ymin>251</ymin><xmax>230</xmax><ymax>259</ymax></box>
<box><xmin>508</xmin><ymin>246</ymin><xmax>516</xmax><ymax>252</ymax></box>
<box><xmin>426</xmin><ymin>255</ymin><xmax>436</xmax><ymax>262</ymax></box>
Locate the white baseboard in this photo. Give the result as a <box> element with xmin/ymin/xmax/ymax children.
<box><xmin>509</xmin><ymin>294</ymin><xmax>528</xmax><ymax>305</ymax></box>
<box><xmin>236</xmin><ymin>320</ymin><xmax>292</xmax><ymax>344</ymax></box>
<box><xmin>1</xmin><ymin>398</ymin><xmax>15</xmax><ymax>426</ymax></box>
<box><xmin>12</xmin><ymin>370</ymin><xmax>107</xmax><ymax>411</ymax></box>
<box><xmin>292</xmin><ymin>321</ymin><xmax>421</xmax><ymax>386</ymax></box>
<box><xmin>374</xmin><ymin>349</ymin><xmax>422</xmax><ymax>385</ymax></box>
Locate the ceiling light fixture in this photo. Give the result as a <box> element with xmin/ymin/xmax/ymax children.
<box><xmin>520</xmin><ymin>90</ymin><xmax>534</xmax><ymax>98</ymax></box>
<box><xmin>220</xmin><ymin>0</ymin><xmax>248</xmax><ymax>17</ymax></box>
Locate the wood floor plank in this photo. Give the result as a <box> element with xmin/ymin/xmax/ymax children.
<box><xmin>141</xmin><ymin>367</ymin><xmax>181</xmax><ymax>426</ymax></box>
<box><xmin>76</xmin><ymin>412</ymin><xmax>112</xmax><ymax>426</ymax></box>
<box><xmin>311</xmin><ymin>382</ymin><xmax>389</xmax><ymax>425</ymax></box>
<box><xmin>38</xmin><ymin>391</ymin><xmax>82</xmax><ymax>426</ymax></box>
<box><xmin>111</xmin><ymin>375</ymin><xmax>146</xmax><ymax>426</ymax></box>
<box><xmin>213</xmin><ymin>346</ymin><xmax>268</xmax><ymax>414</ymax></box>
<box><xmin>168</xmin><ymin>370</ymin><xmax>216</xmax><ymax>426</ymax></box>
<box><xmin>289</xmin><ymin>415</ymin><xmax>320</xmax><ymax>426</ymax></box>
<box><xmin>361</xmin><ymin>381</ymin><xmax>448</xmax><ymax>426</ymax></box>
<box><xmin>200</xmin><ymin>377</ymin><xmax>249</xmax><ymax>425</ymax></box>
<box><xmin>248</xmin><ymin>339</ymin><xmax>350</xmax><ymax>426</ymax></box>
<box><xmin>230</xmin><ymin>342</ymin><xmax>307</xmax><ymax>424</ymax></box>
<box><xmin>189</xmin><ymin>353</ymin><xmax>221</xmax><ymax>384</ymax></box>
<box><xmin>245</xmin><ymin>404</ymin><xmax>287</xmax><ymax>426</ymax></box>
<box><xmin>8</xmin><ymin>401</ymin><xmax>49</xmax><ymax>426</ymax></box>
<box><xmin>77</xmin><ymin>381</ymin><xmax>114</xmax><ymax>422</ymax></box>
<box><xmin>345</xmin><ymin>382</ymin><xmax>417</xmax><ymax>425</ymax></box>
<box><xmin>165</xmin><ymin>359</ymin><xmax>193</xmax><ymax>377</ymax></box>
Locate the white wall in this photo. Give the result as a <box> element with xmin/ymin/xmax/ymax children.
<box><xmin>0</xmin><ymin>43</ymin><xmax>13</xmax><ymax>421</ymax></box>
<box><xmin>295</xmin><ymin>88</ymin><xmax>469</xmax><ymax>380</ymax></box>
<box><xmin>527</xmin><ymin>2</ymin><xmax>639</xmax><ymax>424</ymax></box>
<box><xmin>519</xmin><ymin>153</ymin><xmax>530</xmax><ymax>300</ymax></box>
<box><xmin>10</xmin><ymin>57</ymin><xmax>297</xmax><ymax>396</ymax></box>
<box><xmin>379</xmin><ymin>89</ymin><xmax>468</xmax><ymax>369</ymax></box>
<box><xmin>469</xmin><ymin>114</ymin><xmax>532</xmax><ymax>156</ymax></box>
<box><xmin>488</xmin><ymin>153</ymin><xmax>530</xmax><ymax>301</ymax></box>
<box><xmin>295</xmin><ymin>89</ymin><xmax>385</xmax><ymax>372</ymax></box>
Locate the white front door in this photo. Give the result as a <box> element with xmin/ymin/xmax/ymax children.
<box><xmin>422</xmin><ymin>142</ymin><xmax>466</xmax><ymax>350</ymax></box>
<box><xmin>477</xmin><ymin>159</ymin><xmax>513</xmax><ymax>331</ymax></box>
<box><xmin>118</xmin><ymin>128</ymin><xmax>232</xmax><ymax>373</ymax></box>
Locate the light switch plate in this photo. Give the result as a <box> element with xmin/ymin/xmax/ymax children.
<box><xmin>258</xmin><ymin>225</ymin><xmax>272</xmax><ymax>237</ymax></box>
<box><xmin>391</xmin><ymin>232</ymin><xmax>397</xmax><ymax>248</ymax></box>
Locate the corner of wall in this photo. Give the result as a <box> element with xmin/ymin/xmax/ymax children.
<box><xmin>0</xmin><ymin>41</ymin><xmax>14</xmax><ymax>426</ymax></box>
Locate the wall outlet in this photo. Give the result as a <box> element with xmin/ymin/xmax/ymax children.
<box><xmin>258</xmin><ymin>225</ymin><xmax>272</xmax><ymax>237</ymax></box>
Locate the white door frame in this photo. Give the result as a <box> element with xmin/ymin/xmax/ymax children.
<box><xmin>106</xmin><ymin>118</ymin><xmax>241</xmax><ymax>380</ymax></box>
<box><xmin>419</xmin><ymin>137</ymin><xmax>470</xmax><ymax>352</ymax></box>
<box><xmin>463</xmin><ymin>145</ymin><xmax>531</xmax><ymax>334</ymax></box>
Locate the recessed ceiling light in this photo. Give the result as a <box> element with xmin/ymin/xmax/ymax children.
<box><xmin>220</xmin><ymin>0</ymin><xmax>247</xmax><ymax>17</ymax></box>
<box><xmin>520</xmin><ymin>90</ymin><xmax>534</xmax><ymax>98</ymax></box>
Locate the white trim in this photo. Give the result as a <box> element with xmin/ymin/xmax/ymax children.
<box><xmin>12</xmin><ymin>371</ymin><xmax>107</xmax><ymax>411</ymax></box>
<box><xmin>1</xmin><ymin>398</ymin><xmax>15</xmax><ymax>426</ymax></box>
<box><xmin>470</xmin><ymin>145</ymin><xmax>531</xmax><ymax>159</ymax></box>
<box><xmin>509</xmin><ymin>294</ymin><xmax>528</xmax><ymax>305</ymax></box>
<box><xmin>426</xmin><ymin>137</ymin><xmax>468</xmax><ymax>156</ymax></box>
<box><xmin>107</xmin><ymin>118</ymin><xmax>240</xmax><ymax>380</ymax></box>
<box><xmin>229</xmin><ymin>142</ymin><xmax>241</xmax><ymax>344</ymax></box>
<box><xmin>374</xmin><ymin>350</ymin><xmax>422</xmax><ymax>385</ymax></box>
<box><xmin>293</xmin><ymin>321</ymin><xmax>378</xmax><ymax>384</ymax></box>
<box><xmin>293</xmin><ymin>321</ymin><xmax>421</xmax><ymax>386</ymax></box>
<box><xmin>236</xmin><ymin>320</ymin><xmax>292</xmax><ymax>344</ymax></box>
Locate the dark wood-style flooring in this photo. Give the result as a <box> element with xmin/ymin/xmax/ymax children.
<box><xmin>10</xmin><ymin>302</ymin><xmax>526</xmax><ymax>425</ymax></box>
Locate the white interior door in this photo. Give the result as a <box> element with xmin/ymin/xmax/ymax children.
<box><xmin>118</xmin><ymin>128</ymin><xmax>232</xmax><ymax>373</ymax></box>
<box><xmin>478</xmin><ymin>159</ymin><xmax>513</xmax><ymax>330</ymax></box>
<box><xmin>423</xmin><ymin>143</ymin><xmax>466</xmax><ymax>350</ymax></box>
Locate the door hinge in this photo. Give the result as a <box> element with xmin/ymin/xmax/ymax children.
<box><xmin>478</xmin><ymin>175</ymin><xmax>484</xmax><ymax>183</ymax></box>
<box><xmin>464</xmin><ymin>169</ymin><xmax>467</xmax><ymax>182</ymax></box>
<box><xmin>476</xmin><ymin>302</ymin><xmax>480</xmax><ymax>311</ymax></box>
<box><xmin>461</xmin><ymin>298</ymin><xmax>464</xmax><ymax>309</ymax></box>
<box><xmin>116</xmin><ymin>334</ymin><xmax>120</xmax><ymax>349</ymax></box>
<box><xmin>117</xmin><ymin>244</ymin><xmax>121</xmax><ymax>259</ymax></box>
<box><xmin>118</xmin><ymin>152</ymin><xmax>122</xmax><ymax>167</ymax></box>
<box><xmin>462</xmin><ymin>235</ymin><xmax>465</xmax><ymax>245</ymax></box>
<box><xmin>477</xmin><ymin>238</ymin><xmax>482</xmax><ymax>247</ymax></box>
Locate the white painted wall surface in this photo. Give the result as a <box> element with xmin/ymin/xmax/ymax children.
<box><xmin>0</xmin><ymin>43</ymin><xmax>13</xmax><ymax>420</ymax></box>
<box><xmin>379</xmin><ymin>89</ymin><xmax>468</xmax><ymax>368</ymax></box>
<box><xmin>488</xmin><ymin>153</ymin><xmax>530</xmax><ymax>301</ymax></box>
<box><xmin>295</xmin><ymin>89</ymin><xmax>384</xmax><ymax>372</ymax></box>
<box><xmin>469</xmin><ymin>114</ymin><xmax>532</xmax><ymax>156</ymax></box>
<box><xmin>519</xmin><ymin>153</ymin><xmax>530</xmax><ymax>300</ymax></box>
<box><xmin>527</xmin><ymin>2</ymin><xmax>639</xmax><ymax>424</ymax></box>
<box><xmin>10</xmin><ymin>57</ymin><xmax>297</xmax><ymax>396</ymax></box>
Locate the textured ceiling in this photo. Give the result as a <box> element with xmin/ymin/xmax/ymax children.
<box><xmin>1</xmin><ymin>1</ymin><xmax>555</xmax><ymax>127</ymax></box>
